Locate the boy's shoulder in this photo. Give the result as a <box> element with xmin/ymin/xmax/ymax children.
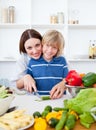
<box><xmin>54</xmin><ymin>56</ymin><xmax>67</xmax><ymax>63</ymax></box>
<box><xmin>55</xmin><ymin>56</ymin><xmax>66</xmax><ymax>60</ymax></box>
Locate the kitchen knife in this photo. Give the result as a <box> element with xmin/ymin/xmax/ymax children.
<box><xmin>33</xmin><ymin>91</ymin><xmax>41</xmax><ymax>99</ymax></box>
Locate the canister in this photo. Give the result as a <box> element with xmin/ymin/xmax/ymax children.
<box><xmin>50</xmin><ymin>15</ymin><xmax>58</xmax><ymax>24</ymax></box>
<box><xmin>2</xmin><ymin>8</ymin><xmax>8</xmax><ymax>23</ymax></box>
<box><xmin>8</xmin><ymin>6</ymin><xmax>15</xmax><ymax>23</ymax></box>
<box><xmin>57</xmin><ymin>12</ymin><xmax>64</xmax><ymax>24</ymax></box>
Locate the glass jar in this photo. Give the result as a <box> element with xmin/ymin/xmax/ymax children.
<box><xmin>72</xmin><ymin>9</ymin><xmax>79</xmax><ymax>24</ymax></box>
<box><xmin>57</xmin><ymin>12</ymin><xmax>64</xmax><ymax>24</ymax></box>
<box><xmin>8</xmin><ymin>6</ymin><xmax>15</xmax><ymax>23</ymax></box>
<box><xmin>50</xmin><ymin>15</ymin><xmax>58</xmax><ymax>24</ymax></box>
<box><xmin>2</xmin><ymin>8</ymin><xmax>8</xmax><ymax>23</ymax></box>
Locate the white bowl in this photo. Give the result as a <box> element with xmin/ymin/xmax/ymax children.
<box><xmin>0</xmin><ymin>94</ymin><xmax>15</xmax><ymax>115</ymax></box>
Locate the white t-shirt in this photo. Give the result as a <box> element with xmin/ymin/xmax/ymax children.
<box><xmin>11</xmin><ymin>53</ymin><xmax>30</xmax><ymax>86</ymax></box>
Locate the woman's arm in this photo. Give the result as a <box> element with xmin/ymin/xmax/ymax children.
<box><xmin>13</xmin><ymin>54</ymin><xmax>36</xmax><ymax>92</ymax></box>
<box><xmin>16</xmin><ymin>74</ymin><xmax>37</xmax><ymax>92</ymax></box>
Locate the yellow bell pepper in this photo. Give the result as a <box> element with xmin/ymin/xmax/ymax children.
<box><xmin>34</xmin><ymin>117</ymin><xmax>47</xmax><ymax>130</ymax></box>
<box><xmin>46</xmin><ymin>111</ymin><xmax>63</xmax><ymax>122</ymax></box>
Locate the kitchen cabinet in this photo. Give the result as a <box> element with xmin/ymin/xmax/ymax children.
<box><xmin>0</xmin><ymin>0</ymin><xmax>96</xmax><ymax>79</ymax></box>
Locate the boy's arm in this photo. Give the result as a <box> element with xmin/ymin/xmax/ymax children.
<box><xmin>50</xmin><ymin>80</ymin><xmax>66</xmax><ymax>99</ymax></box>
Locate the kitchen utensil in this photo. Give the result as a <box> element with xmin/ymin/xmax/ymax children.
<box><xmin>33</xmin><ymin>91</ymin><xmax>41</xmax><ymax>99</ymax></box>
<box><xmin>6</xmin><ymin>106</ymin><xmax>18</xmax><ymax>113</ymax></box>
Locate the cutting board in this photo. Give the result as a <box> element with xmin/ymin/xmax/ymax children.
<box><xmin>27</xmin><ymin>120</ymin><xmax>96</xmax><ymax>130</ymax></box>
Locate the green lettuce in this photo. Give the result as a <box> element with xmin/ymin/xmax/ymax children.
<box><xmin>64</xmin><ymin>88</ymin><xmax>96</xmax><ymax>114</ymax></box>
<box><xmin>80</xmin><ymin>112</ymin><xmax>95</xmax><ymax>128</ymax></box>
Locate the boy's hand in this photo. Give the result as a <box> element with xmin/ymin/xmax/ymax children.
<box><xmin>50</xmin><ymin>80</ymin><xmax>66</xmax><ymax>99</ymax></box>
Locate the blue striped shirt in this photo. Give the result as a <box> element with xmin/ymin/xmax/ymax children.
<box><xmin>27</xmin><ymin>56</ymin><xmax>69</xmax><ymax>94</ymax></box>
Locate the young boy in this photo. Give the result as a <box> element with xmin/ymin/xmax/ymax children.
<box><xmin>27</xmin><ymin>30</ymin><xmax>69</xmax><ymax>99</ymax></box>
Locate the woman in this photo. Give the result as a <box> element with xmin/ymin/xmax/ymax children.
<box><xmin>13</xmin><ymin>29</ymin><xmax>42</xmax><ymax>92</ymax></box>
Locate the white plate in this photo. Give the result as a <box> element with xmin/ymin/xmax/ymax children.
<box><xmin>19</xmin><ymin>118</ymin><xmax>34</xmax><ymax>130</ymax></box>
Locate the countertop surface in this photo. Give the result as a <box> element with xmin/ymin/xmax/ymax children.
<box><xmin>11</xmin><ymin>93</ymin><xmax>68</xmax><ymax>114</ymax></box>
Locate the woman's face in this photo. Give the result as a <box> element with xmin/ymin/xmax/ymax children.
<box><xmin>24</xmin><ymin>38</ymin><xmax>42</xmax><ymax>59</ymax></box>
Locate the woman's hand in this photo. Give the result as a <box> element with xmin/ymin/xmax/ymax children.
<box><xmin>23</xmin><ymin>74</ymin><xmax>37</xmax><ymax>93</ymax></box>
<box><xmin>50</xmin><ymin>80</ymin><xmax>66</xmax><ymax>99</ymax></box>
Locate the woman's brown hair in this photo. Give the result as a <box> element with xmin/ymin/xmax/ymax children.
<box><xmin>19</xmin><ymin>29</ymin><xmax>42</xmax><ymax>53</ymax></box>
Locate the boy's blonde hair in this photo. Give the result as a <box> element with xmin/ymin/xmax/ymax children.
<box><xmin>42</xmin><ymin>30</ymin><xmax>65</xmax><ymax>56</ymax></box>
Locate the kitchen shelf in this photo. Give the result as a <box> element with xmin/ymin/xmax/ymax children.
<box><xmin>68</xmin><ymin>24</ymin><xmax>96</xmax><ymax>30</ymax></box>
<box><xmin>0</xmin><ymin>23</ymin><xmax>31</xmax><ymax>29</ymax></box>
<box><xmin>68</xmin><ymin>58</ymin><xmax>96</xmax><ymax>62</ymax></box>
<box><xmin>31</xmin><ymin>24</ymin><xmax>65</xmax><ymax>29</ymax></box>
<box><xmin>0</xmin><ymin>57</ymin><xmax>17</xmax><ymax>62</ymax></box>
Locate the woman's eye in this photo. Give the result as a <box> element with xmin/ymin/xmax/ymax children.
<box><xmin>35</xmin><ymin>44</ymin><xmax>41</xmax><ymax>47</ymax></box>
<box><xmin>27</xmin><ymin>47</ymin><xmax>32</xmax><ymax>50</ymax></box>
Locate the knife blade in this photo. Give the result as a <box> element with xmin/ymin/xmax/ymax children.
<box><xmin>6</xmin><ymin>106</ymin><xmax>18</xmax><ymax>113</ymax></box>
<box><xmin>33</xmin><ymin>91</ymin><xmax>41</xmax><ymax>99</ymax></box>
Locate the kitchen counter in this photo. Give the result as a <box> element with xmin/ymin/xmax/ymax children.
<box><xmin>10</xmin><ymin>93</ymin><xmax>96</xmax><ymax>130</ymax></box>
<box><xmin>11</xmin><ymin>93</ymin><xmax>68</xmax><ymax>114</ymax></box>
<box><xmin>28</xmin><ymin>121</ymin><xmax>96</xmax><ymax>130</ymax></box>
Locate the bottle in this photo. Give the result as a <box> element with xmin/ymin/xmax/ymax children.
<box><xmin>8</xmin><ymin>6</ymin><xmax>15</xmax><ymax>23</ymax></box>
<box><xmin>89</xmin><ymin>40</ymin><xmax>94</xmax><ymax>59</ymax></box>
<box><xmin>93</xmin><ymin>40</ymin><xmax>96</xmax><ymax>59</ymax></box>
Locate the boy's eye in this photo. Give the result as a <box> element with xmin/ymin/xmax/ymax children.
<box><xmin>46</xmin><ymin>44</ymin><xmax>49</xmax><ymax>47</ymax></box>
<box><xmin>53</xmin><ymin>46</ymin><xmax>57</xmax><ymax>49</ymax></box>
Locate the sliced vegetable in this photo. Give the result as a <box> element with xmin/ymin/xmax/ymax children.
<box><xmin>0</xmin><ymin>86</ymin><xmax>13</xmax><ymax>98</ymax></box>
<box><xmin>41</xmin><ymin>96</ymin><xmax>51</xmax><ymax>100</ymax></box>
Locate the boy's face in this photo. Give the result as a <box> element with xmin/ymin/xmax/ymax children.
<box><xmin>43</xmin><ymin>43</ymin><xmax>58</xmax><ymax>61</ymax></box>
<box><xmin>24</xmin><ymin>38</ymin><xmax>42</xmax><ymax>59</ymax></box>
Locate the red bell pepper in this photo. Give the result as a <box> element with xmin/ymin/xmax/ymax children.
<box><xmin>65</xmin><ymin>70</ymin><xmax>82</xmax><ymax>86</ymax></box>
